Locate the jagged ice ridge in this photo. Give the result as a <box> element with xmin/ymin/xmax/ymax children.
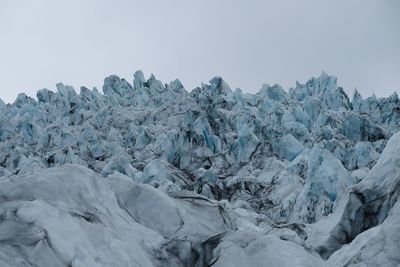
<box><xmin>0</xmin><ymin>71</ymin><xmax>400</xmax><ymax>266</ymax></box>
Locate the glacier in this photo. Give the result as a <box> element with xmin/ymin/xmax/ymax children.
<box><xmin>0</xmin><ymin>71</ymin><xmax>399</xmax><ymax>266</ymax></box>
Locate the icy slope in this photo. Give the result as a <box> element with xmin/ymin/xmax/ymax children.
<box><xmin>0</xmin><ymin>71</ymin><xmax>399</xmax><ymax>266</ymax></box>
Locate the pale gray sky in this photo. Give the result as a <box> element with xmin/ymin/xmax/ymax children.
<box><xmin>0</xmin><ymin>0</ymin><xmax>399</xmax><ymax>103</ymax></box>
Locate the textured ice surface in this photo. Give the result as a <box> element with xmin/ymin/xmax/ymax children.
<box><xmin>0</xmin><ymin>71</ymin><xmax>399</xmax><ymax>266</ymax></box>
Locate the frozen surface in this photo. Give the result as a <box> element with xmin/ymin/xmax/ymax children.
<box><xmin>0</xmin><ymin>71</ymin><xmax>399</xmax><ymax>266</ymax></box>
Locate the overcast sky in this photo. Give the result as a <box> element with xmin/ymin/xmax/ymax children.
<box><xmin>0</xmin><ymin>0</ymin><xmax>399</xmax><ymax>103</ymax></box>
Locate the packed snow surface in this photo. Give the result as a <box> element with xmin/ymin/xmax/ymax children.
<box><xmin>0</xmin><ymin>71</ymin><xmax>400</xmax><ymax>266</ymax></box>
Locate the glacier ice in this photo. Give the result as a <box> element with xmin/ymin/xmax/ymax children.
<box><xmin>0</xmin><ymin>71</ymin><xmax>399</xmax><ymax>266</ymax></box>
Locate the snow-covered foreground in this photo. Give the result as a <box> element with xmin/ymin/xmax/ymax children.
<box><xmin>0</xmin><ymin>71</ymin><xmax>399</xmax><ymax>266</ymax></box>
